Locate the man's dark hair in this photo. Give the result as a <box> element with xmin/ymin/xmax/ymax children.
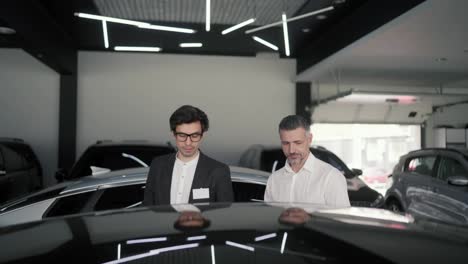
<box><xmin>170</xmin><ymin>105</ymin><xmax>209</xmax><ymax>132</ymax></box>
<box><xmin>278</xmin><ymin>115</ymin><xmax>311</xmax><ymax>132</ymax></box>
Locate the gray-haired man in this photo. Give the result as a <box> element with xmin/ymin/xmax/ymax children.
<box><xmin>264</xmin><ymin>115</ymin><xmax>350</xmax><ymax>207</ymax></box>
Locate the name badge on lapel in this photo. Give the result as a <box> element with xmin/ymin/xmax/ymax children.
<box><xmin>193</xmin><ymin>188</ymin><xmax>210</xmax><ymax>200</ymax></box>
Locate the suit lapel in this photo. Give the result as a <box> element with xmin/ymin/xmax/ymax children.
<box><xmin>159</xmin><ymin>154</ymin><xmax>176</xmax><ymax>205</ymax></box>
<box><xmin>189</xmin><ymin>152</ymin><xmax>208</xmax><ymax>203</ymax></box>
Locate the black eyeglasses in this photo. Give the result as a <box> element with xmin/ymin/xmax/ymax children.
<box><xmin>174</xmin><ymin>132</ymin><xmax>203</xmax><ymax>142</ymax></box>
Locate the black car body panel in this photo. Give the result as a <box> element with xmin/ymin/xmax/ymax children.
<box><xmin>0</xmin><ymin>203</ymin><xmax>467</xmax><ymax>264</ymax></box>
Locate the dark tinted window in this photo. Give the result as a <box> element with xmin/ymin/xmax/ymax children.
<box><xmin>437</xmin><ymin>157</ymin><xmax>468</xmax><ymax>181</ymax></box>
<box><xmin>72</xmin><ymin>146</ymin><xmax>174</xmax><ymax>178</ymax></box>
<box><xmin>3</xmin><ymin>144</ymin><xmax>38</xmax><ymax>170</ymax></box>
<box><xmin>232</xmin><ymin>182</ymin><xmax>266</xmax><ymax>202</ymax></box>
<box><xmin>94</xmin><ymin>184</ymin><xmax>145</xmax><ymax>211</ymax></box>
<box><xmin>0</xmin><ymin>185</ymin><xmax>67</xmax><ymax>213</ymax></box>
<box><xmin>46</xmin><ymin>192</ymin><xmax>94</xmax><ymax>217</ymax></box>
<box><xmin>1</xmin><ymin>146</ymin><xmax>24</xmax><ymax>171</ymax></box>
<box><xmin>405</xmin><ymin>156</ymin><xmax>436</xmax><ymax>177</ymax></box>
<box><xmin>261</xmin><ymin>149</ymin><xmax>286</xmax><ymax>172</ymax></box>
<box><xmin>0</xmin><ymin>147</ymin><xmax>4</xmax><ymax>170</ymax></box>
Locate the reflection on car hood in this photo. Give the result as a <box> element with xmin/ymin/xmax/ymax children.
<box><xmin>0</xmin><ymin>203</ymin><xmax>467</xmax><ymax>264</ymax></box>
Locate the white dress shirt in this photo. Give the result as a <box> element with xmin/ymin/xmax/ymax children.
<box><xmin>264</xmin><ymin>152</ymin><xmax>350</xmax><ymax>207</ymax></box>
<box><xmin>170</xmin><ymin>152</ymin><xmax>199</xmax><ymax>204</ymax></box>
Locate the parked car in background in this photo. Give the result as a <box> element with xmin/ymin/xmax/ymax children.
<box><xmin>0</xmin><ymin>166</ymin><xmax>269</xmax><ymax>228</ymax></box>
<box><xmin>55</xmin><ymin>140</ymin><xmax>175</xmax><ymax>181</ymax></box>
<box><xmin>385</xmin><ymin>148</ymin><xmax>468</xmax><ymax>224</ymax></box>
<box><xmin>239</xmin><ymin>145</ymin><xmax>384</xmax><ymax>208</ymax></box>
<box><xmin>0</xmin><ymin>138</ymin><xmax>42</xmax><ymax>204</ymax></box>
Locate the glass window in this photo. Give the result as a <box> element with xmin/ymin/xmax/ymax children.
<box><xmin>73</xmin><ymin>146</ymin><xmax>174</xmax><ymax>178</ymax></box>
<box><xmin>437</xmin><ymin>158</ymin><xmax>468</xmax><ymax>181</ymax></box>
<box><xmin>45</xmin><ymin>191</ymin><xmax>94</xmax><ymax>217</ymax></box>
<box><xmin>0</xmin><ymin>147</ymin><xmax>4</xmax><ymax>170</ymax></box>
<box><xmin>1</xmin><ymin>146</ymin><xmax>25</xmax><ymax>172</ymax></box>
<box><xmin>0</xmin><ymin>185</ymin><xmax>66</xmax><ymax>213</ymax></box>
<box><xmin>94</xmin><ymin>184</ymin><xmax>145</xmax><ymax>211</ymax></box>
<box><xmin>232</xmin><ymin>182</ymin><xmax>266</xmax><ymax>202</ymax></box>
<box><xmin>405</xmin><ymin>156</ymin><xmax>436</xmax><ymax>177</ymax></box>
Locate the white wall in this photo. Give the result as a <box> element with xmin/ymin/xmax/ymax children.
<box><xmin>424</xmin><ymin>103</ymin><xmax>468</xmax><ymax>147</ymax></box>
<box><xmin>0</xmin><ymin>48</ymin><xmax>60</xmax><ymax>186</ymax></box>
<box><xmin>77</xmin><ymin>51</ymin><xmax>296</xmax><ymax>165</ymax></box>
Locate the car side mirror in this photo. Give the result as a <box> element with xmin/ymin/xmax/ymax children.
<box><xmin>352</xmin><ymin>168</ymin><xmax>363</xmax><ymax>176</ymax></box>
<box><xmin>447</xmin><ymin>176</ymin><xmax>468</xmax><ymax>186</ymax></box>
<box><xmin>55</xmin><ymin>168</ymin><xmax>68</xmax><ymax>182</ymax></box>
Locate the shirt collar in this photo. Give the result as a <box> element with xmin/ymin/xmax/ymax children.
<box><xmin>175</xmin><ymin>151</ymin><xmax>200</xmax><ymax>166</ymax></box>
<box><xmin>284</xmin><ymin>151</ymin><xmax>314</xmax><ymax>174</ymax></box>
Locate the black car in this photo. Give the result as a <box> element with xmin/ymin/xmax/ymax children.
<box><xmin>56</xmin><ymin>140</ymin><xmax>175</xmax><ymax>181</ymax></box>
<box><xmin>239</xmin><ymin>145</ymin><xmax>384</xmax><ymax>208</ymax></box>
<box><xmin>0</xmin><ymin>138</ymin><xmax>42</xmax><ymax>203</ymax></box>
<box><xmin>1</xmin><ymin>203</ymin><xmax>467</xmax><ymax>264</ymax></box>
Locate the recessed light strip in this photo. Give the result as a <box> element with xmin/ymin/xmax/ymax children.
<box><xmin>180</xmin><ymin>43</ymin><xmax>203</xmax><ymax>48</ymax></box>
<box><xmin>222</xmin><ymin>18</ymin><xmax>256</xmax><ymax>35</ymax></box>
<box><xmin>206</xmin><ymin>0</ymin><xmax>211</xmax><ymax>31</ymax></box>
<box><xmin>252</xmin><ymin>36</ymin><xmax>278</xmax><ymax>51</ymax></box>
<box><xmin>282</xmin><ymin>13</ymin><xmax>290</xmax><ymax>57</ymax></box>
<box><xmin>138</xmin><ymin>24</ymin><xmax>196</xmax><ymax>34</ymax></box>
<box><xmin>245</xmin><ymin>6</ymin><xmax>334</xmax><ymax>34</ymax></box>
<box><xmin>114</xmin><ymin>46</ymin><xmax>161</xmax><ymax>52</ymax></box>
<box><xmin>75</xmin><ymin>12</ymin><xmax>149</xmax><ymax>27</ymax></box>
<box><xmin>102</xmin><ymin>21</ymin><xmax>109</xmax><ymax>48</ymax></box>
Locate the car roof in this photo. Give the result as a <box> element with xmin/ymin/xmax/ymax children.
<box><xmin>61</xmin><ymin>165</ymin><xmax>269</xmax><ymax>195</ymax></box>
<box><xmin>88</xmin><ymin>140</ymin><xmax>174</xmax><ymax>148</ymax></box>
<box><xmin>406</xmin><ymin>148</ymin><xmax>468</xmax><ymax>157</ymax></box>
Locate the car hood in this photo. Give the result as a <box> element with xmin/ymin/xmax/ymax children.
<box><xmin>0</xmin><ymin>203</ymin><xmax>467</xmax><ymax>264</ymax></box>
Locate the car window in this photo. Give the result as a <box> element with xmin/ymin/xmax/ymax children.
<box><xmin>405</xmin><ymin>156</ymin><xmax>436</xmax><ymax>177</ymax></box>
<box><xmin>0</xmin><ymin>185</ymin><xmax>67</xmax><ymax>213</ymax></box>
<box><xmin>94</xmin><ymin>184</ymin><xmax>145</xmax><ymax>211</ymax></box>
<box><xmin>72</xmin><ymin>147</ymin><xmax>174</xmax><ymax>178</ymax></box>
<box><xmin>0</xmin><ymin>147</ymin><xmax>4</xmax><ymax>170</ymax></box>
<box><xmin>232</xmin><ymin>182</ymin><xmax>266</xmax><ymax>202</ymax></box>
<box><xmin>0</xmin><ymin>146</ymin><xmax>25</xmax><ymax>172</ymax></box>
<box><xmin>2</xmin><ymin>144</ymin><xmax>35</xmax><ymax>168</ymax></box>
<box><xmin>45</xmin><ymin>191</ymin><xmax>95</xmax><ymax>218</ymax></box>
<box><xmin>437</xmin><ymin>157</ymin><xmax>468</xmax><ymax>181</ymax></box>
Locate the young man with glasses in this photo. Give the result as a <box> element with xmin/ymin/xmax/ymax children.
<box><xmin>143</xmin><ymin>105</ymin><xmax>234</xmax><ymax>205</ymax></box>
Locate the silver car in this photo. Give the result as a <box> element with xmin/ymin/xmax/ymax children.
<box><xmin>0</xmin><ymin>166</ymin><xmax>269</xmax><ymax>227</ymax></box>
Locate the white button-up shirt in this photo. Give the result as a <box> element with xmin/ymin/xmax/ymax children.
<box><xmin>170</xmin><ymin>152</ymin><xmax>199</xmax><ymax>204</ymax></box>
<box><xmin>264</xmin><ymin>152</ymin><xmax>350</xmax><ymax>207</ymax></box>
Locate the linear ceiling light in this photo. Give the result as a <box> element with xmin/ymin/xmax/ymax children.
<box><xmin>179</xmin><ymin>43</ymin><xmax>203</xmax><ymax>48</ymax></box>
<box><xmin>282</xmin><ymin>13</ymin><xmax>290</xmax><ymax>56</ymax></box>
<box><xmin>206</xmin><ymin>0</ymin><xmax>211</xmax><ymax>31</ymax></box>
<box><xmin>102</xmin><ymin>21</ymin><xmax>109</xmax><ymax>48</ymax></box>
<box><xmin>138</xmin><ymin>24</ymin><xmax>196</xmax><ymax>34</ymax></box>
<box><xmin>74</xmin><ymin>12</ymin><xmax>149</xmax><ymax>27</ymax></box>
<box><xmin>252</xmin><ymin>36</ymin><xmax>278</xmax><ymax>51</ymax></box>
<box><xmin>222</xmin><ymin>18</ymin><xmax>256</xmax><ymax>35</ymax></box>
<box><xmin>245</xmin><ymin>6</ymin><xmax>334</xmax><ymax>34</ymax></box>
<box><xmin>114</xmin><ymin>46</ymin><xmax>161</xmax><ymax>52</ymax></box>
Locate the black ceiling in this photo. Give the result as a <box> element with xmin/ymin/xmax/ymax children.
<box><xmin>0</xmin><ymin>0</ymin><xmax>425</xmax><ymax>74</ymax></box>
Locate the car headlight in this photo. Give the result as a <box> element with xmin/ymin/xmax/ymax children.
<box><xmin>370</xmin><ymin>194</ymin><xmax>385</xmax><ymax>208</ymax></box>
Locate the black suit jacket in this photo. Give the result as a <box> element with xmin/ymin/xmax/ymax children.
<box><xmin>143</xmin><ymin>152</ymin><xmax>234</xmax><ymax>205</ymax></box>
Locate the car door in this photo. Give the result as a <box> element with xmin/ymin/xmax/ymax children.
<box><xmin>431</xmin><ymin>155</ymin><xmax>468</xmax><ymax>221</ymax></box>
<box><xmin>401</xmin><ymin>154</ymin><xmax>438</xmax><ymax>208</ymax></box>
<box><xmin>0</xmin><ymin>145</ymin><xmax>30</xmax><ymax>202</ymax></box>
